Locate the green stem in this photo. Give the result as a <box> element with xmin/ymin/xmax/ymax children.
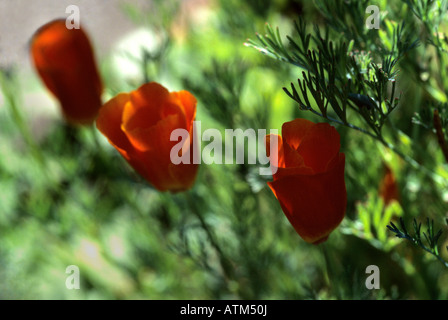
<box><xmin>309</xmin><ymin>107</ymin><xmax>379</xmax><ymax>140</ymax></box>
<box><xmin>320</xmin><ymin>243</ymin><xmax>341</xmax><ymax>299</ymax></box>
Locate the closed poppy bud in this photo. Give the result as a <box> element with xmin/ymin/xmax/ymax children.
<box><xmin>266</xmin><ymin>118</ymin><xmax>347</xmax><ymax>244</ymax></box>
<box><xmin>96</xmin><ymin>82</ymin><xmax>198</xmax><ymax>192</ymax></box>
<box><xmin>30</xmin><ymin>19</ymin><xmax>103</xmax><ymax>125</ymax></box>
<box><xmin>379</xmin><ymin>165</ymin><xmax>400</xmax><ymax>206</ymax></box>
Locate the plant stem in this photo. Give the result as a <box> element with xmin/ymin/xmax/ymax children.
<box><xmin>320</xmin><ymin>243</ymin><xmax>341</xmax><ymax>299</ymax></box>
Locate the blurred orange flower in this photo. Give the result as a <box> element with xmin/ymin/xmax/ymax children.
<box><xmin>96</xmin><ymin>82</ymin><xmax>198</xmax><ymax>192</ymax></box>
<box><xmin>379</xmin><ymin>165</ymin><xmax>400</xmax><ymax>206</ymax></box>
<box><xmin>30</xmin><ymin>19</ymin><xmax>103</xmax><ymax>125</ymax></box>
<box><xmin>266</xmin><ymin>118</ymin><xmax>347</xmax><ymax>244</ymax></box>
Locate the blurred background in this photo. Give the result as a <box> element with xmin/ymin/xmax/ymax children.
<box><xmin>0</xmin><ymin>0</ymin><xmax>447</xmax><ymax>300</ymax></box>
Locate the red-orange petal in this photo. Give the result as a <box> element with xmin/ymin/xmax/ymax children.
<box><xmin>167</xmin><ymin>161</ymin><xmax>199</xmax><ymax>191</ymax></box>
<box><xmin>268</xmin><ymin>153</ymin><xmax>346</xmax><ymax>244</ymax></box>
<box><xmin>124</xmin><ymin>82</ymin><xmax>171</xmax><ymax>130</ymax></box>
<box><xmin>283</xmin><ymin>142</ymin><xmax>307</xmax><ymax>169</ymax></box>
<box><xmin>272</xmin><ymin>165</ymin><xmax>315</xmax><ymax>181</ymax></box>
<box><xmin>281</xmin><ymin>118</ymin><xmax>316</xmax><ymax>150</ymax></box>
<box><xmin>124</xmin><ymin>111</ymin><xmax>186</xmax><ymax>152</ymax></box>
<box><xmin>173</xmin><ymin>90</ymin><xmax>197</xmax><ymax>128</ymax></box>
<box><xmin>136</xmin><ymin>137</ymin><xmax>198</xmax><ymax>192</ymax></box>
<box><xmin>96</xmin><ymin>81</ymin><xmax>198</xmax><ymax>192</ymax></box>
<box><xmin>266</xmin><ymin>133</ymin><xmax>310</xmax><ymax>177</ymax></box>
<box><xmin>265</xmin><ymin>134</ymin><xmax>285</xmax><ymax>169</ymax></box>
<box><xmin>379</xmin><ymin>165</ymin><xmax>400</xmax><ymax>206</ymax></box>
<box><xmin>30</xmin><ymin>19</ymin><xmax>102</xmax><ymax>125</ymax></box>
<box><xmin>123</xmin><ymin>83</ymin><xmax>189</xmax><ymax>151</ymax></box>
<box><xmin>96</xmin><ymin>93</ymin><xmax>133</xmax><ymax>154</ymax></box>
<box><xmin>296</xmin><ymin>123</ymin><xmax>341</xmax><ymax>173</ymax></box>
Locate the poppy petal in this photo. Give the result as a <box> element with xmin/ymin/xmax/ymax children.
<box><xmin>30</xmin><ymin>19</ymin><xmax>102</xmax><ymax>125</ymax></box>
<box><xmin>297</xmin><ymin>123</ymin><xmax>341</xmax><ymax>173</ymax></box>
<box><xmin>268</xmin><ymin>153</ymin><xmax>346</xmax><ymax>244</ymax></box>
<box><xmin>96</xmin><ymin>82</ymin><xmax>198</xmax><ymax>192</ymax></box>
<box><xmin>172</xmin><ymin>90</ymin><xmax>197</xmax><ymax>127</ymax></box>
<box><xmin>265</xmin><ymin>134</ymin><xmax>285</xmax><ymax>169</ymax></box>
<box><xmin>124</xmin><ymin>82</ymin><xmax>171</xmax><ymax>130</ymax></box>
<box><xmin>96</xmin><ymin>93</ymin><xmax>134</xmax><ymax>154</ymax></box>
<box><xmin>281</xmin><ymin>118</ymin><xmax>316</xmax><ymax>150</ymax></box>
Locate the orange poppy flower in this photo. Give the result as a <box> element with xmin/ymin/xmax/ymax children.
<box><xmin>379</xmin><ymin>165</ymin><xmax>400</xmax><ymax>206</ymax></box>
<box><xmin>96</xmin><ymin>82</ymin><xmax>198</xmax><ymax>192</ymax></box>
<box><xmin>30</xmin><ymin>19</ymin><xmax>103</xmax><ymax>125</ymax></box>
<box><xmin>266</xmin><ymin>118</ymin><xmax>347</xmax><ymax>244</ymax></box>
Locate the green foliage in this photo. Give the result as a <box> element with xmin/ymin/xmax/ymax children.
<box><xmin>1</xmin><ymin>0</ymin><xmax>448</xmax><ymax>301</ymax></box>
<box><xmin>342</xmin><ymin>195</ymin><xmax>403</xmax><ymax>252</ymax></box>
<box><xmin>387</xmin><ymin>217</ymin><xmax>448</xmax><ymax>268</ymax></box>
<box><xmin>246</xmin><ymin>16</ymin><xmax>417</xmax><ymax>143</ymax></box>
